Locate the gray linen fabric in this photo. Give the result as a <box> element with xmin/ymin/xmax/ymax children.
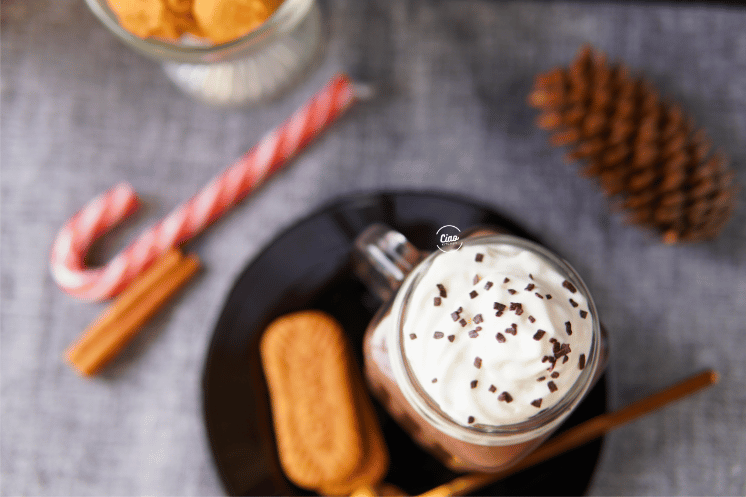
<box><xmin>1</xmin><ymin>0</ymin><xmax>745</xmax><ymax>495</ymax></box>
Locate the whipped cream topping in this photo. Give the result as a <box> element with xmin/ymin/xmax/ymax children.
<box><xmin>401</xmin><ymin>241</ymin><xmax>593</xmax><ymax>427</ymax></box>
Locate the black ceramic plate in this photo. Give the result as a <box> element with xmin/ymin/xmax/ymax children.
<box><xmin>202</xmin><ymin>191</ymin><xmax>607</xmax><ymax>496</ymax></box>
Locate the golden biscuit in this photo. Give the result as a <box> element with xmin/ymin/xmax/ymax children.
<box><xmin>108</xmin><ymin>0</ymin><xmax>166</xmax><ymax>38</ymax></box>
<box><xmin>318</xmin><ymin>367</ymin><xmax>389</xmax><ymax>495</ymax></box>
<box><xmin>260</xmin><ymin>310</ymin><xmax>365</xmax><ymax>490</ymax></box>
<box><xmin>193</xmin><ymin>0</ymin><xmax>271</xmax><ymax>44</ymax></box>
<box><xmin>165</xmin><ymin>0</ymin><xmax>192</xmax><ymax>14</ymax></box>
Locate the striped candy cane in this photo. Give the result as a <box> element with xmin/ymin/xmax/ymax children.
<box><xmin>51</xmin><ymin>73</ymin><xmax>357</xmax><ymax>301</ymax></box>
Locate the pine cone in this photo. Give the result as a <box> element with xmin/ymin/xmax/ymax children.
<box><xmin>529</xmin><ymin>45</ymin><xmax>739</xmax><ymax>243</ymax></box>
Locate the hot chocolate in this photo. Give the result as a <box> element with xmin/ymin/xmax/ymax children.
<box><xmin>358</xmin><ymin>227</ymin><xmax>604</xmax><ymax>472</ymax></box>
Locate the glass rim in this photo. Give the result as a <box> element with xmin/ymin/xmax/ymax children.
<box><xmin>83</xmin><ymin>0</ymin><xmax>314</xmax><ymax>63</ymax></box>
<box><xmin>390</xmin><ymin>233</ymin><xmax>602</xmax><ymax>445</ymax></box>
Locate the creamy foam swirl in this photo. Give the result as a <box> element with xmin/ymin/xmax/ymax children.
<box><xmin>402</xmin><ymin>242</ymin><xmax>593</xmax><ymax>426</ymax></box>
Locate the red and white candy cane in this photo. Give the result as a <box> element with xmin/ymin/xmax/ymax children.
<box><xmin>51</xmin><ymin>73</ymin><xmax>358</xmax><ymax>301</ymax></box>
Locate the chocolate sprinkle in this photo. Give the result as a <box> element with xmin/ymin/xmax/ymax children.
<box><xmin>542</xmin><ymin>356</ymin><xmax>557</xmax><ymax>370</ymax></box>
<box><xmin>547</xmin><ymin>381</ymin><xmax>558</xmax><ymax>392</ymax></box>
<box><xmin>565</xmin><ymin>321</ymin><xmax>573</xmax><ymax>336</ymax></box>
<box><xmin>475</xmin><ymin>253</ymin><xmax>484</xmax><ymax>262</ymax></box>
<box><xmin>503</xmin><ymin>277</ymin><xmax>510</xmax><ymax>284</ymax></box>
<box><xmin>525</xmin><ymin>283</ymin><xmax>535</xmax><ymax>291</ymax></box>
<box><xmin>580</xmin><ymin>310</ymin><xmax>588</xmax><ymax>319</ymax></box>
<box><xmin>432</xmin><ymin>378</ymin><xmax>438</xmax><ymax>383</ymax></box>
<box><xmin>537</xmin><ymin>376</ymin><xmax>546</xmax><ymax>382</ymax></box>
<box><xmin>529</xmin><ymin>274</ymin><xmax>534</xmax><ymax>280</ymax></box>
<box><xmin>475</xmin><ymin>326</ymin><xmax>482</xmax><ymax>332</ymax></box>
<box><xmin>451</xmin><ymin>311</ymin><xmax>460</xmax><ymax>321</ymax></box>
<box><xmin>474</xmin><ymin>357</ymin><xmax>482</xmax><ymax>368</ymax></box>
<box><xmin>551</xmin><ymin>372</ymin><xmax>560</xmax><ymax>379</ymax></box>
<box><xmin>555</xmin><ymin>343</ymin><xmax>572</xmax><ymax>359</ymax></box>
<box><xmin>456</xmin><ymin>306</ymin><xmax>463</xmax><ymax>314</ymax></box>
<box><xmin>434</xmin><ymin>297</ymin><xmax>442</xmax><ymax>306</ymax></box>
<box><xmin>434</xmin><ymin>331</ymin><xmax>444</xmax><ymax>339</ymax></box>
<box><xmin>489</xmin><ymin>385</ymin><xmax>497</xmax><ymax>392</ymax></box>
<box><xmin>562</xmin><ymin>355</ymin><xmax>569</xmax><ymax>364</ymax></box>
<box><xmin>473</xmin><ymin>314</ymin><xmax>484</xmax><ymax>324</ymax></box>
<box><xmin>531</xmin><ymin>399</ymin><xmax>543</xmax><ymax>408</ymax></box>
<box><xmin>579</xmin><ymin>353</ymin><xmax>586</xmax><ymax>370</ymax></box>
<box><xmin>471</xmin><ymin>380</ymin><xmax>478</xmax><ymax>389</ymax></box>
<box><xmin>484</xmin><ymin>281</ymin><xmax>493</xmax><ymax>290</ymax></box>
<box><xmin>569</xmin><ymin>298</ymin><xmax>578</xmax><ymax>308</ymax></box>
<box><xmin>459</xmin><ymin>318</ymin><xmax>468</xmax><ymax>327</ymax></box>
<box><xmin>496</xmin><ymin>333</ymin><xmax>506</xmax><ymax>343</ymax></box>
<box><xmin>494</xmin><ymin>302</ymin><xmax>506</xmax><ymax>316</ymax></box>
<box><xmin>498</xmin><ymin>392</ymin><xmax>514</xmax><ymax>403</ymax></box>
<box><xmin>437</xmin><ymin>283</ymin><xmax>448</xmax><ymax>298</ymax></box>
<box><xmin>546</xmin><ymin>294</ymin><xmax>552</xmax><ymax>299</ymax></box>
<box><xmin>468</xmin><ymin>330</ymin><xmax>479</xmax><ymax>338</ymax></box>
<box><xmin>473</xmin><ymin>274</ymin><xmax>481</xmax><ymax>285</ymax></box>
<box><xmin>409</xmin><ymin>333</ymin><xmax>417</xmax><ymax>340</ymax></box>
<box><xmin>469</xmin><ymin>290</ymin><xmax>479</xmax><ymax>299</ymax></box>
<box><xmin>528</xmin><ymin>316</ymin><xmax>536</xmax><ymax>323</ymax></box>
<box><xmin>535</xmin><ymin>292</ymin><xmax>544</xmax><ymax>299</ymax></box>
<box><xmin>533</xmin><ymin>330</ymin><xmax>546</xmax><ymax>340</ymax></box>
<box><xmin>562</xmin><ymin>280</ymin><xmax>577</xmax><ymax>293</ymax></box>
<box><xmin>468</xmin><ymin>416</ymin><xmax>475</xmax><ymax>424</ymax></box>
<box><xmin>508</xmin><ymin>289</ymin><xmax>517</xmax><ymax>295</ymax></box>
<box><xmin>506</xmin><ymin>323</ymin><xmax>518</xmax><ymax>335</ymax></box>
<box><xmin>509</xmin><ymin>302</ymin><xmax>524</xmax><ymax>315</ymax></box>
<box><xmin>448</xmin><ymin>335</ymin><xmax>455</xmax><ymax>342</ymax></box>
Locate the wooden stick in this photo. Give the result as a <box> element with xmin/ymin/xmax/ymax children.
<box><xmin>418</xmin><ymin>370</ymin><xmax>719</xmax><ymax>497</ymax></box>
<box><xmin>66</xmin><ymin>249</ymin><xmax>201</xmax><ymax>375</ymax></box>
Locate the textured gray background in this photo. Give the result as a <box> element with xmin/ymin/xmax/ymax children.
<box><xmin>2</xmin><ymin>0</ymin><xmax>745</xmax><ymax>495</ymax></box>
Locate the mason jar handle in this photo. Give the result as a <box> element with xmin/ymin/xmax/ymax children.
<box><xmin>353</xmin><ymin>224</ymin><xmax>425</xmax><ymax>302</ymax></box>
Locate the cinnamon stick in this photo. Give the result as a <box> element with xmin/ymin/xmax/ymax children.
<box><xmin>67</xmin><ymin>249</ymin><xmax>201</xmax><ymax>375</ymax></box>
<box><xmin>418</xmin><ymin>370</ymin><xmax>719</xmax><ymax>497</ymax></box>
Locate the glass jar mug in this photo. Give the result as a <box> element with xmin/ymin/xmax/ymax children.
<box><xmin>354</xmin><ymin>224</ymin><xmax>608</xmax><ymax>472</ymax></box>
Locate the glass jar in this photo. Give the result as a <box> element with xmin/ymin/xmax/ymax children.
<box><xmin>355</xmin><ymin>224</ymin><xmax>608</xmax><ymax>472</ymax></box>
<box><xmin>84</xmin><ymin>0</ymin><xmax>323</xmax><ymax>106</ymax></box>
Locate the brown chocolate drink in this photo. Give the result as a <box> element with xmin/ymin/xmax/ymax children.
<box><xmin>357</xmin><ymin>229</ymin><xmax>604</xmax><ymax>472</ymax></box>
